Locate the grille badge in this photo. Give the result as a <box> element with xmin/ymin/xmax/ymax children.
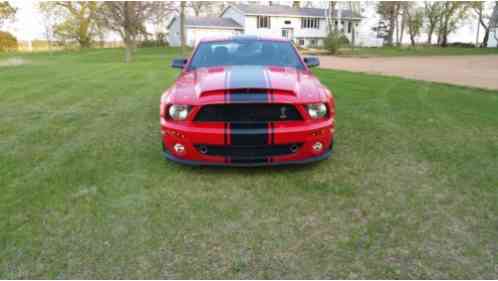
<box><xmin>280</xmin><ymin>106</ymin><xmax>287</xmax><ymax>119</ymax></box>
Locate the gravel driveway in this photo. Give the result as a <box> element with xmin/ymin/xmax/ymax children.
<box><xmin>318</xmin><ymin>55</ymin><xmax>498</xmax><ymax>91</ymax></box>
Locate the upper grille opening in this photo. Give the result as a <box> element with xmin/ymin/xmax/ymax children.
<box><xmin>194</xmin><ymin>103</ymin><xmax>302</xmax><ymax>122</ymax></box>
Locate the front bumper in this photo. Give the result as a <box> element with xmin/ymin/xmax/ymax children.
<box><xmin>163</xmin><ymin>147</ymin><xmax>332</xmax><ymax>167</ymax></box>
<box><xmin>161</xmin><ymin>118</ymin><xmax>334</xmax><ymax>167</ymax></box>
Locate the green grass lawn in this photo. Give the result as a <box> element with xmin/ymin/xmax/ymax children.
<box><xmin>1</xmin><ymin>48</ymin><xmax>497</xmax><ymax>279</ymax></box>
<box><xmin>335</xmin><ymin>46</ymin><xmax>498</xmax><ymax>57</ymax></box>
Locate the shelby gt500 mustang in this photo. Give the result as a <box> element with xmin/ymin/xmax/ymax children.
<box><xmin>160</xmin><ymin>36</ymin><xmax>335</xmax><ymax>166</ymax></box>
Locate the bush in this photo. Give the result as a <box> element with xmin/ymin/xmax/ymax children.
<box><xmin>324</xmin><ymin>32</ymin><xmax>349</xmax><ymax>55</ymax></box>
<box><xmin>138</xmin><ymin>33</ymin><xmax>168</xmax><ymax>48</ymax></box>
<box><xmin>0</xmin><ymin>31</ymin><xmax>18</xmax><ymax>52</ymax></box>
<box><xmin>446</xmin><ymin>42</ymin><xmax>476</xmax><ymax>48</ymax></box>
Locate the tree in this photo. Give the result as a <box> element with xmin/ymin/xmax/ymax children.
<box><xmin>324</xmin><ymin>32</ymin><xmax>349</xmax><ymax>55</ymax></box>
<box><xmin>38</xmin><ymin>3</ymin><xmax>61</xmax><ymax>53</ymax></box>
<box><xmin>327</xmin><ymin>1</ymin><xmax>337</xmax><ymax>32</ymax></box>
<box><xmin>0</xmin><ymin>1</ymin><xmax>16</xmax><ymax>28</ymax></box>
<box><xmin>492</xmin><ymin>2</ymin><xmax>498</xmax><ymax>47</ymax></box>
<box><xmin>187</xmin><ymin>2</ymin><xmax>216</xmax><ymax>17</ymax></box>
<box><xmin>349</xmin><ymin>1</ymin><xmax>361</xmax><ymax>50</ymax></box>
<box><xmin>397</xmin><ymin>2</ymin><xmax>412</xmax><ymax>46</ymax></box>
<box><xmin>473</xmin><ymin>1</ymin><xmax>483</xmax><ymax>47</ymax></box>
<box><xmin>471</xmin><ymin>1</ymin><xmax>498</xmax><ymax>48</ymax></box>
<box><xmin>98</xmin><ymin>2</ymin><xmax>160</xmax><ymax>63</ymax></box>
<box><xmin>0</xmin><ymin>31</ymin><xmax>17</xmax><ymax>52</ymax></box>
<box><xmin>376</xmin><ymin>2</ymin><xmax>402</xmax><ymax>46</ymax></box>
<box><xmin>406</xmin><ymin>6</ymin><xmax>424</xmax><ymax>46</ymax></box>
<box><xmin>38</xmin><ymin>2</ymin><xmax>101</xmax><ymax>48</ymax></box>
<box><xmin>438</xmin><ymin>2</ymin><xmax>469</xmax><ymax>47</ymax></box>
<box><xmin>424</xmin><ymin>1</ymin><xmax>443</xmax><ymax>45</ymax></box>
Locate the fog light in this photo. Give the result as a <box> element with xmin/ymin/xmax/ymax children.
<box><xmin>312</xmin><ymin>142</ymin><xmax>323</xmax><ymax>152</ymax></box>
<box><xmin>290</xmin><ymin>144</ymin><xmax>299</xmax><ymax>153</ymax></box>
<box><xmin>199</xmin><ymin>145</ymin><xmax>208</xmax><ymax>154</ymax></box>
<box><xmin>174</xmin><ymin>143</ymin><xmax>185</xmax><ymax>154</ymax></box>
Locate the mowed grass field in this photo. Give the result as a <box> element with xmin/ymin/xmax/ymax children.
<box><xmin>1</xmin><ymin>48</ymin><xmax>497</xmax><ymax>279</ymax></box>
<box><xmin>336</xmin><ymin>46</ymin><xmax>498</xmax><ymax>57</ymax></box>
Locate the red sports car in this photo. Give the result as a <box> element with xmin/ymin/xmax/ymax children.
<box><xmin>160</xmin><ymin>36</ymin><xmax>335</xmax><ymax>166</ymax></box>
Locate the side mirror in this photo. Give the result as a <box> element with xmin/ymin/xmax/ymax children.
<box><xmin>171</xmin><ymin>58</ymin><xmax>187</xmax><ymax>69</ymax></box>
<box><xmin>303</xmin><ymin>57</ymin><xmax>320</xmax><ymax>68</ymax></box>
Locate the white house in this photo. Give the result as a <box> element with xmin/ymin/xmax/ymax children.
<box><xmin>167</xmin><ymin>3</ymin><xmax>381</xmax><ymax>48</ymax></box>
<box><xmin>488</xmin><ymin>26</ymin><xmax>498</xmax><ymax>48</ymax></box>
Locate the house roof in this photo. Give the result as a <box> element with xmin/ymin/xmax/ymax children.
<box><xmin>167</xmin><ymin>16</ymin><xmax>243</xmax><ymax>29</ymax></box>
<box><xmin>186</xmin><ymin>17</ymin><xmax>243</xmax><ymax>29</ymax></box>
<box><xmin>199</xmin><ymin>35</ymin><xmax>289</xmax><ymax>43</ymax></box>
<box><xmin>231</xmin><ymin>4</ymin><xmax>360</xmax><ymax>19</ymax></box>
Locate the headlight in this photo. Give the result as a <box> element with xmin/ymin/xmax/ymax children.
<box><xmin>168</xmin><ymin>105</ymin><xmax>191</xmax><ymax>120</ymax></box>
<box><xmin>307</xmin><ymin>103</ymin><xmax>327</xmax><ymax>119</ymax></box>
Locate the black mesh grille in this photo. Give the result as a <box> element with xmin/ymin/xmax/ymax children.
<box><xmin>194</xmin><ymin>104</ymin><xmax>302</xmax><ymax>122</ymax></box>
<box><xmin>195</xmin><ymin>144</ymin><xmax>302</xmax><ymax>158</ymax></box>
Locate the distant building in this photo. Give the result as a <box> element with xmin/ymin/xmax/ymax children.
<box><xmin>488</xmin><ymin>26</ymin><xmax>498</xmax><ymax>48</ymax></box>
<box><xmin>486</xmin><ymin>6</ymin><xmax>498</xmax><ymax>48</ymax></box>
<box><xmin>167</xmin><ymin>3</ymin><xmax>383</xmax><ymax>48</ymax></box>
<box><xmin>167</xmin><ymin>17</ymin><xmax>243</xmax><ymax>47</ymax></box>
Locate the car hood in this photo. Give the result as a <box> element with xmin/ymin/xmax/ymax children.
<box><xmin>166</xmin><ymin>65</ymin><xmax>326</xmax><ymax>104</ymax></box>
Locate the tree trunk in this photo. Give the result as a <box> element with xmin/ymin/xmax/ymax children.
<box><xmin>410</xmin><ymin>34</ymin><xmax>415</xmax><ymax>46</ymax></box>
<box><xmin>387</xmin><ymin>8</ymin><xmax>396</xmax><ymax>46</ymax></box>
<box><xmin>481</xmin><ymin>28</ymin><xmax>490</xmax><ymax>47</ymax></box>
<box><xmin>123</xmin><ymin>2</ymin><xmax>133</xmax><ymax>63</ymax></box>
<box><xmin>349</xmin><ymin>2</ymin><xmax>355</xmax><ymax>51</ymax></box>
<box><xmin>476</xmin><ymin>5</ymin><xmax>482</xmax><ymax>47</ymax></box>
<box><xmin>125</xmin><ymin>42</ymin><xmax>132</xmax><ymax>63</ymax></box>
<box><xmin>395</xmin><ymin>4</ymin><xmax>400</xmax><ymax>46</ymax></box>
<box><xmin>441</xmin><ymin>2</ymin><xmax>450</xmax><ymax>47</ymax></box>
<box><xmin>180</xmin><ymin>1</ymin><xmax>186</xmax><ymax>55</ymax></box>
<box><xmin>427</xmin><ymin>25</ymin><xmax>434</xmax><ymax>44</ymax></box>
<box><xmin>399</xmin><ymin>11</ymin><xmax>406</xmax><ymax>46</ymax></box>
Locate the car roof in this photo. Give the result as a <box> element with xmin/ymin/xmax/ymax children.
<box><xmin>198</xmin><ymin>35</ymin><xmax>289</xmax><ymax>43</ymax></box>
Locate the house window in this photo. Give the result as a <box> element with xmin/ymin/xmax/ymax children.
<box><xmin>310</xmin><ymin>39</ymin><xmax>317</xmax><ymax>47</ymax></box>
<box><xmin>298</xmin><ymin>39</ymin><xmax>305</xmax><ymax>46</ymax></box>
<box><xmin>285</xmin><ymin>20</ymin><xmax>291</xmax><ymax>24</ymax></box>
<box><xmin>301</xmin><ymin>18</ymin><xmax>320</xmax><ymax>29</ymax></box>
<box><xmin>348</xmin><ymin>22</ymin><xmax>352</xmax><ymax>33</ymax></box>
<box><xmin>257</xmin><ymin>16</ymin><xmax>270</xmax><ymax>28</ymax></box>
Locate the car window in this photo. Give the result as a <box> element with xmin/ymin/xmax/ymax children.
<box><xmin>189</xmin><ymin>40</ymin><xmax>305</xmax><ymax>70</ymax></box>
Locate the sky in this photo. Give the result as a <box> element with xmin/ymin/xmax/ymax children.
<box><xmin>3</xmin><ymin>0</ymin><xmax>488</xmax><ymax>45</ymax></box>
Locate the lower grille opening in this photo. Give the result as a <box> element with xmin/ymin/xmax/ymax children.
<box><xmin>195</xmin><ymin>144</ymin><xmax>302</xmax><ymax>158</ymax></box>
<box><xmin>194</xmin><ymin>104</ymin><xmax>302</xmax><ymax>122</ymax></box>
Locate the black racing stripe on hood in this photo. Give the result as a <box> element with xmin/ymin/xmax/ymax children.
<box><xmin>227</xmin><ymin>66</ymin><xmax>269</xmax><ymax>103</ymax></box>
<box><xmin>226</xmin><ymin>66</ymin><xmax>272</xmax><ymax>164</ymax></box>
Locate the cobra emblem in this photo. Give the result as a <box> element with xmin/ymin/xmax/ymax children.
<box><xmin>280</xmin><ymin>106</ymin><xmax>287</xmax><ymax>119</ymax></box>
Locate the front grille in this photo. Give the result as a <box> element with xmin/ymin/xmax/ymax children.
<box><xmin>195</xmin><ymin>144</ymin><xmax>302</xmax><ymax>158</ymax></box>
<box><xmin>194</xmin><ymin>104</ymin><xmax>302</xmax><ymax>122</ymax></box>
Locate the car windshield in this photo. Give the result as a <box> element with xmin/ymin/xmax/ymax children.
<box><xmin>189</xmin><ymin>39</ymin><xmax>305</xmax><ymax>70</ymax></box>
